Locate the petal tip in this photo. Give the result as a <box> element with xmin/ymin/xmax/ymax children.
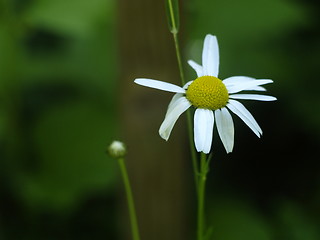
<box><xmin>205</xmin><ymin>34</ymin><xmax>216</xmax><ymax>39</ymax></box>
<box><xmin>202</xmin><ymin>149</ymin><xmax>210</xmax><ymax>154</ymax></box>
<box><xmin>159</xmin><ymin>131</ymin><xmax>169</xmax><ymax>141</ymax></box>
<box><xmin>134</xmin><ymin>78</ymin><xmax>147</xmax><ymax>85</ymax></box>
<box><xmin>226</xmin><ymin>145</ymin><xmax>234</xmax><ymax>153</ymax></box>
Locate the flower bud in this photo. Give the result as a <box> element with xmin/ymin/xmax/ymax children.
<box><xmin>108</xmin><ymin>140</ymin><xmax>127</xmax><ymax>158</ymax></box>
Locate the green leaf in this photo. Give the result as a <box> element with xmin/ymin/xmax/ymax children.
<box><xmin>208</xmin><ymin>197</ymin><xmax>272</xmax><ymax>240</ymax></box>
<box><xmin>19</xmin><ymin>99</ymin><xmax>118</xmax><ymax>212</ymax></box>
<box><xmin>276</xmin><ymin>200</ymin><xmax>320</xmax><ymax>240</ymax></box>
<box><xmin>24</xmin><ymin>0</ymin><xmax>113</xmax><ymax>36</ymax></box>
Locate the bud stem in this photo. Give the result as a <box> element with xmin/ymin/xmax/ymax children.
<box><xmin>117</xmin><ymin>158</ymin><xmax>141</xmax><ymax>240</ymax></box>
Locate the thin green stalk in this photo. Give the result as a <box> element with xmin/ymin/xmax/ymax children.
<box><xmin>166</xmin><ymin>0</ymin><xmax>179</xmax><ymax>34</ymax></box>
<box><xmin>167</xmin><ymin>0</ymin><xmax>199</xmax><ymax>189</ymax></box>
<box><xmin>173</xmin><ymin>33</ymin><xmax>185</xmax><ymax>85</ymax></box>
<box><xmin>197</xmin><ymin>153</ymin><xmax>208</xmax><ymax>240</ymax></box>
<box><xmin>117</xmin><ymin>158</ymin><xmax>141</xmax><ymax>240</ymax></box>
<box><xmin>172</xmin><ymin>32</ymin><xmax>199</xmax><ymax>188</ymax></box>
<box><xmin>186</xmin><ymin>109</ymin><xmax>199</xmax><ymax>188</ymax></box>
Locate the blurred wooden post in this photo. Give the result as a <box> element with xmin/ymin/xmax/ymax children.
<box><xmin>117</xmin><ymin>0</ymin><xmax>189</xmax><ymax>240</ymax></box>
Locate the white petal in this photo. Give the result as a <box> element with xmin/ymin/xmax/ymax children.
<box><xmin>183</xmin><ymin>80</ymin><xmax>193</xmax><ymax>89</ymax></box>
<box><xmin>188</xmin><ymin>60</ymin><xmax>203</xmax><ymax>77</ymax></box>
<box><xmin>227</xmin><ymin>99</ymin><xmax>262</xmax><ymax>137</ymax></box>
<box><xmin>247</xmin><ymin>86</ymin><xmax>267</xmax><ymax>91</ymax></box>
<box><xmin>229</xmin><ymin>94</ymin><xmax>277</xmax><ymax>101</ymax></box>
<box><xmin>202</xmin><ymin>34</ymin><xmax>219</xmax><ymax>77</ymax></box>
<box><xmin>159</xmin><ymin>97</ymin><xmax>191</xmax><ymax>140</ymax></box>
<box><xmin>223</xmin><ymin>76</ymin><xmax>256</xmax><ymax>86</ymax></box>
<box><xmin>215</xmin><ymin>108</ymin><xmax>234</xmax><ymax>153</ymax></box>
<box><xmin>166</xmin><ymin>93</ymin><xmax>184</xmax><ymax>117</ymax></box>
<box><xmin>194</xmin><ymin>109</ymin><xmax>214</xmax><ymax>154</ymax></box>
<box><xmin>223</xmin><ymin>76</ymin><xmax>267</xmax><ymax>91</ymax></box>
<box><xmin>226</xmin><ymin>79</ymin><xmax>273</xmax><ymax>94</ymax></box>
<box><xmin>134</xmin><ymin>78</ymin><xmax>186</xmax><ymax>93</ymax></box>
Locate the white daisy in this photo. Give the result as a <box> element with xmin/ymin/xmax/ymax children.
<box><xmin>134</xmin><ymin>34</ymin><xmax>276</xmax><ymax>154</ymax></box>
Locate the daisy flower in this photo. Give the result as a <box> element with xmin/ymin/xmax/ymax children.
<box><xmin>134</xmin><ymin>34</ymin><xmax>276</xmax><ymax>154</ymax></box>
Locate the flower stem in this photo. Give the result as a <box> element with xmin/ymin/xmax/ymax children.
<box><xmin>172</xmin><ymin>32</ymin><xmax>199</xmax><ymax>188</ymax></box>
<box><xmin>197</xmin><ymin>152</ymin><xmax>208</xmax><ymax>240</ymax></box>
<box><xmin>173</xmin><ymin>33</ymin><xmax>185</xmax><ymax>85</ymax></box>
<box><xmin>187</xmin><ymin>109</ymin><xmax>199</xmax><ymax>188</ymax></box>
<box><xmin>117</xmin><ymin>158</ymin><xmax>141</xmax><ymax>240</ymax></box>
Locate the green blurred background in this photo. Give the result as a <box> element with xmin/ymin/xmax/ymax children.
<box><xmin>0</xmin><ymin>0</ymin><xmax>319</xmax><ymax>239</ymax></box>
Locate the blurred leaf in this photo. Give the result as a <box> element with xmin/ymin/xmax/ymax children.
<box><xmin>276</xmin><ymin>200</ymin><xmax>320</xmax><ymax>240</ymax></box>
<box><xmin>0</xmin><ymin>106</ymin><xmax>5</xmax><ymax>139</ymax></box>
<box><xmin>20</xmin><ymin>29</ymin><xmax>117</xmax><ymax>90</ymax></box>
<box><xmin>0</xmin><ymin>26</ymin><xmax>21</xmax><ymax>89</ymax></box>
<box><xmin>19</xmin><ymin>99</ymin><xmax>117</xmax><ymax>212</ymax></box>
<box><xmin>189</xmin><ymin>0</ymin><xmax>308</xmax><ymax>42</ymax></box>
<box><xmin>24</xmin><ymin>0</ymin><xmax>113</xmax><ymax>36</ymax></box>
<box><xmin>208</xmin><ymin>197</ymin><xmax>272</xmax><ymax>240</ymax></box>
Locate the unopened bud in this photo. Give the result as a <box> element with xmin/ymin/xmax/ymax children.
<box><xmin>108</xmin><ymin>140</ymin><xmax>127</xmax><ymax>158</ymax></box>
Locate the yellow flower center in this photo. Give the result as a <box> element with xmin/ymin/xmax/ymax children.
<box><xmin>186</xmin><ymin>76</ymin><xmax>229</xmax><ymax>110</ymax></box>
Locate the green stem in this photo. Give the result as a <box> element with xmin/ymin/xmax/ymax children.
<box><xmin>117</xmin><ymin>158</ymin><xmax>141</xmax><ymax>240</ymax></box>
<box><xmin>172</xmin><ymin>32</ymin><xmax>199</xmax><ymax>188</ymax></box>
<box><xmin>197</xmin><ymin>153</ymin><xmax>208</xmax><ymax>240</ymax></box>
<box><xmin>187</xmin><ymin>109</ymin><xmax>198</xmax><ymax>189</ymax></box>
<box><xmin>166</xmin><ymin>0</ymin><xmax>179</xmax><ymax>34</ymax></box>
<box><xmin>173</xmin><ymin>33</ymin><xmax>185</xmax><ymax>85</ymax></box>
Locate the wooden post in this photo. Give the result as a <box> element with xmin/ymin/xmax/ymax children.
<box><xmin>117</xmin><ymin>0</ymin><xmax>189</xmax><ymax>240</ymax></box>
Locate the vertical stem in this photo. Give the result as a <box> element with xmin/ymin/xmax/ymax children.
<box><xmin>118</xmin><ymin>158</ymin><xmax>141</xmax><ymax>240</ymax></box>
<box><xmin>197</xmin><ymin>153</ymin><xmax>208</xmax><ymax>240</ymax></box>
<box><xmin>173</xmin><ymin>33</ymin><xmax>185</xmax><ymax>85</ymax></box>
<box><xmin>186</xmin><ymin>109</ymin><xmax>198</xmax><ymax>189</ymax></box>
<box><xmin>172</xmin><ymin>33</ymin><xmax>199</xmax><ymax>188</ymax></box>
